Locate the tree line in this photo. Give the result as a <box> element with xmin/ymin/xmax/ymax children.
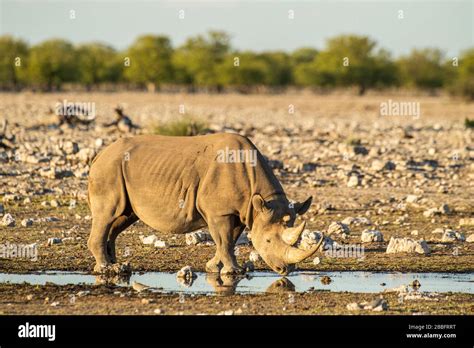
<box><xmin>0</xmin><ymin>31</ymin><xmax>473</xmax><ymax>98</ymax></box>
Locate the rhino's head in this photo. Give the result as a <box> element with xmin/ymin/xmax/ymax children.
<box><xmin>250</xmin><ymin>194</ymin><xmax>324</xmax><ymax>276</ymax></box>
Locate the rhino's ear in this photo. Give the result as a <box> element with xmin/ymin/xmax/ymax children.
<box><xmin>294</xmin><ymin>196</ymin><xmax>312</xmax><ymax>215</ymax></box>
<box><xmin>252</xmin><ymin>194</ymin><xmax>267</xmax><ymax>213</ymax></box>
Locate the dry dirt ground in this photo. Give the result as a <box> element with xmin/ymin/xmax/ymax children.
<box><xmin>0</xmin><ymin>92</ymin><xmax>473</xmax><ymax>315</ymax></box>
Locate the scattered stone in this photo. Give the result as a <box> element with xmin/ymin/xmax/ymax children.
<box><xmin>50</xmin><ymin>199</ymin><xmax>60</xmax><ymax>208</ymax></box>
<box><xmin>361</xmin><ymin>229</ymin><xmax>384</xmax><ymax>243</ymax></box>
<box><xmin>346</xmin><ymin>297</ymin><xmax>388</xmax><ymax>312</ymax></box>
<box><xmin>411</xmin><ymin>230</ymin><xmax>419</xmax><ymax>236</ymax></box>
<box><xmin>139</xmin><ymin>234</ymin><xmax>159</xmax><ymax>245</ymax></box>
<box><xmin>298</xmin><ymin>230</ymin><xmax>333</xmax><ymax>250</ymax></box>
<box><xmin>185</xmin><ymin>230</ymin><xmax>213</xmax><ymax>245</ymax></box>
<box><xmin>386</xmin><ymin>237</ymin><xmax>430</xmax><ymax>255</ymax></box>
<box><xmin>62</xmin><ymin>141</ymin><xmax>79</xmax><ymax>155</ymax></box>
<box><xmin>371</xmin><ymin>160</ymin><xmax>395</xmax><ymax>171</ymax></box>
<box><xmin>313</xmin><ymin>257</ymin><xmax>321</xmax><ymax>265</ymax></box>
<box><xmin>405</xmin><ymin>195</ymin><xmax>419</xmax><ymax>204</ymax></box>
<box><xmin>249</xmin><ymin>250</ymin><xmax>261</xmax><ymax>262</ymax></box>
<box><xmin>153</xmin><ymin>240</ymin><xmax>167</xmax><ymax>248</ymax></box>
<box><xmin>441</xmin><ymin>230</ymin><xmax>465</xmax><ymax>242</ymax></box>
<box><xmin>327</xmin><ymin>222</ymin><xmax>350</xmax><ymax>235</ymax></box>
<box><xmin>320</xmin><ymin>275</ymin><xmax>332</xmax><ymax>285</ymax></box>
<box><xmin>423</xmin><ymin>208</ymin><xmax>440</xmax><ymax>218</ymax></box>
<box><xmin>347</xmin><ymin>175</ymin><xmax>360</xmax><ymax>188</ymax></box>
<box><xmin>47</xmin><ymin>237</ymin><xmax>62</xmax><ymax>246</ymax></box>
<box><xmin>411</xmin><ymin>279</ymin><xmax>421</xmax><ymax>290</ymax></box>
<box><xmin>1</xmin><ymin>213</ymin><xmax>15</xmax><ymax>227</ymax></box>
<box><xmin>466</xmin><ymin>234</ymin><xmax>474</xmax><ymax>243</ymax></box>
<box><xmin>21</xmin><ymin>218</ymin><xmax>34</xmax><ymax>227</ymax></box>
<box><xmin>341</xmin><ymin>216</ymin><xmax>372</xmax><ymax>226</ymax></box>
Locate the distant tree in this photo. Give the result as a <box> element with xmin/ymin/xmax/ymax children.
<box><xmin>27</xmin><ymin>39</ymin><xmax>77</xmax><ymax>91</ymax></box>
<box><xmin>448</xmin><ymin>49</ymin><xmax>474</xmax><ymax>100</ymax></box>
<box><xmin>258</xmin><ymin>52</ymin><xmax>292</xmax><ymax>87</ymax></box>
<box><xmin>290</xmin><ymin>47</ymin><xmax>319</xmax><ymax>66</ymax></box>
<box><xmin>0</xmin><ymin>36</ymin><xmax>29</xmax><ymax>89</ymax></box>
<box><xmin>397</xmin><ymin>48</ymin><xmax>446</xmax><ymax>91</ymax></box>
<box><xmin>172</xmin><ymin>31</ymin><xmax>230</xmax><ymax>90</ymax></box>
<box><xmin>76</xmin><ymin>43</ymin><xmax>122</xmax><ymax>89</ymax></box>
<box><xmin>124</xmin><ymin>35</ymin><xmax>174</xmax><ymax>91</ymax></box>
<box><xmin>216</xmin><ymin>52</ymin><xmax>267</xmax><ymax>91</ymax></box>
<box><xmin>293</xmin><ymin>35</ymin><xmax>395</xmax><ymax>94</ymax></box>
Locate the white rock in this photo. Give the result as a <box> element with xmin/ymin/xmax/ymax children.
<box><xmin>313</xmin><ymin>257</ymin><xmax>321</xmax><ymax>265</ymax></box>
<box><xmin>386</xmin><ymin>237</ymin><xmax>430</xmax><ymax>255</ymax></box>
<box><xmin>249</xmin><ymin>250</ymin><xmax>261</xmax><ymax>262</ymax></box>
<box><xmin>1</xmin><ymin>213</ymin><xmax>15</xmax><ymax>227</ymax></box>
<box><xmin>347</xmin><ymin>175</ymin><xmax>360</xmax><ymax>188</ymax></box>
<box><xmin>63</xmin><ymin>141</ymin><xmax>79</xmax><ymax>155</ymax></box>
<box><xmin>423</xmin><ymin>208</ymin><xmax>439</xmax><ymax>218</ymax></box>
<box><xmin>361</xmin><ymin>229</ymin><xmax>384</xmax><ymax>243</ymax></box>
<box><xmin>153</xmin><ymin>240</ymin><xmax>167</xmax><ymax>248</ymax></box>
<box><xmin>328</xmin><ymin>222</ymin><xmax>350</xmax><ymax>235</ymax></box>
<box><xmin>140</xmin><ymin>234</ymin><xmax>159</xmax><ymax>245</ymax></box>
<box><xmin>21</xmin><ymin>218</ymin><xmax>34</xmax><ymax>227</ymax></box>
<box><xmin>341</xmin><ymin>216</ymin><xmax>372</xmax><ymax>226</ymax></box>
<box><xmin>406</xmin><ymin>195</ymin><xmax>419</xmax><ymax>204</ymax></box>
<box><xmin>185</xmin><ymin>230</ymin><xmax>213</xmax><ymax>245</ymax></box>
<box><xmin>466</xmin><ymin>234</ymin><xmax>474</xmax><ymax>243</ymax></box>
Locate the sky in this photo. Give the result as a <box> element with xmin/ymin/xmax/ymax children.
<box><xmin>0</xmin><ymin>0</ymin><xmax>472</xmax><ymax>57</ymax></box>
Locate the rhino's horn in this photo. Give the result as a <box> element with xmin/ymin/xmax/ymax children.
<box><xmin>284</xmin><ymin>232</ymin><xmax>325</xmax><ymax>264</ymax></box>
<box><xmin>281</xmin><ymin>221</ymin><xmax>306</xmax><ymax>246</ymax></box>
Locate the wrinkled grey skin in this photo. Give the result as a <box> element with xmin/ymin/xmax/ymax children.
<box><xmin>87</xmin><ymin>133</ymin><xmax>324</xmax><ymax>275</ymax></box>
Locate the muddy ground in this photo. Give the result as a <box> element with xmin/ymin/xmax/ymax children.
<box><xmin>0</xmin><ymin>92</ymin><xmax>473</xmax><ymax>314</ymax></box>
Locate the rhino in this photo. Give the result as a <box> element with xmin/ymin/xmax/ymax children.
<box><xmin>87</xmin><ymin>133</ymin><xmax>324</xmax><ymax>275</ymax></box>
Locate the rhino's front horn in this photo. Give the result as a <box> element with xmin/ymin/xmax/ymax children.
<box><xmin>281</xmin><ymin>221</ymin><xmax>306</xmax><ymax>246</ymax></box>
<box><xmin>284</xmin><ymin>232</ymin><xmax>325</xmax><ymax>264</ymax></box>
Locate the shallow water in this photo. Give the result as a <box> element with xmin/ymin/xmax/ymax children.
<box><xmin>1</xmin><ymin>271</ymin><xmax>473</xmax><ymax>295</ymax></box>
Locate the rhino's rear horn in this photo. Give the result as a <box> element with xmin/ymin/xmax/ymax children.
<box><xmin>281</xmin><ymin>221</ymin><xmax>306</xmax><ymax>246</ymax></box>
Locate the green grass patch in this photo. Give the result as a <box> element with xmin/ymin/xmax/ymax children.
<box><xmin>152</xmin><ymin>117</ymin><xmax>209</xmax><ymax>136</ymax></box>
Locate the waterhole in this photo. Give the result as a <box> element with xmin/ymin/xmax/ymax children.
<box><xmin>1</xmin><ymin>271</ymin><xmax>472</xmax><ymax>295</ymax></box>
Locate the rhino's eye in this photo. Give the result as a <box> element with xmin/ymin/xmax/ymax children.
<box><xmin>266</xmin><ymin>239</ymin><xmax>271</xmax><ymax>243</ymax></box>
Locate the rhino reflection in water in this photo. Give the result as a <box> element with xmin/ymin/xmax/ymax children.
<box><xmin>87</xmin><ymin>133</ymin><xmax>325</xmax><ymax>276</ymax></box>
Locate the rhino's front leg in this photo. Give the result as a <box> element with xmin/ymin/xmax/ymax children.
<box><xmin>206</xmin><ymin>216</ymin><xmax>245</xmax><ymax>275</ymax></box>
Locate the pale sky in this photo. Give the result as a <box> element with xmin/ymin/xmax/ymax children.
<box><xmin>0</xmin><ymin>0</ymin><xmax>472</xmax><ymax>57</ymax></box>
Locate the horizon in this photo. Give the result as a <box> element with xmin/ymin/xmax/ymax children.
<box><xmin>0</xmin><ymin>0</ymin><xmax>472</xmax><ymax>58</ymax></box>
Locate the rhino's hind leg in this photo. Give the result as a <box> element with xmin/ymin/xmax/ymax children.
<box><xmin>206</xmin><ymin>216</ymin><xmax>245</xmax><ymax>275</ymax></box>
<box><xmin>107</xmin><ymin>213</ymin><xmax>138</xmax><ymax>263</ymax></box>
<box><xmin>88</xmin><ymin>218</ymin><xmax>113</xmax><ymax>273</ymax></box>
